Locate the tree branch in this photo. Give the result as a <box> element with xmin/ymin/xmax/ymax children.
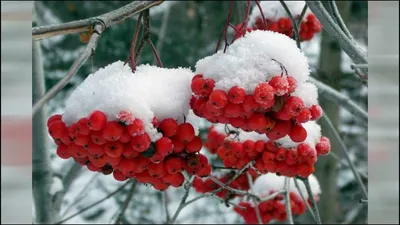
<box><xmin>293</xmin><ymin>178</ymin><xmax>316</xmax><ymax>221</ymax></box>
<box><xmin>126</xmin><ymin>12</ymin><xmax>143</xmax><ymax>70</ymax></box>
<box><xmin>170</xmin><ymin>176</ymin><xmax>195</xmax><ymax>224</ymax></box>
<box><xmin>163</xmin><ymin>191</ymin><xmax>171</xmax><ymax>223</ymax></box>
<box><xmin>247</xmin><ymin>172</ymin><xmax>262</xmax><ymax>224</ymax></box>
<box><xmin>115</xmin><ymin>181</ymin><xmax>137</xmax><ymax>224</ymax></box>
<box><xmin>319</xmin><ymin>113</ymin><xmax>368</xmax><ymax>200</ymax></box>
<box><xmin>279</xmin><ymin>0</ymin><xmax>301</xmax><ymax>48</ymax></box>
<box><xmin>284</xmin><ymin>178</ymin><xmax>294</xmax><ymax>224</ymax></box>
<box><xmin>254</xmin><ymin>0</ymin><xmax>267</xmax><ymax>30</ymax></box>
<box><xmin>55</xmin><ymin>180</ymin><xmax>132</xmax><ymax>224</ymax></box>
<box><xmin>308</xmin><ymin>76</ymin><xmax>368</xmax><ymax>124</ymax></box>
<box><xmin>306</xmin><ymin>1</ymin><xmax>367</xmax><ymax>74</ymax></box>
<box><xmin>329</xmin><ymin>1</ymin><xmax>353</xmax><ymax>40</ymax></box>
<box><xmin>32</xmin><ymin>1</ymin><xmax>163</xmax><ymax>40</ymax></box>
<box><xmin>134</xmin><ymin>9</ymin><xmax>150</xmax><ymax>68</ymax></box>
<box><xmin>32</xmin><ymin>24</ymin><xmax>104</xmax><ymax>117</ymax></box>
<box><xmin>299</xmin><ymin>177</ymin><xmax>322</xmax><ymax>224</ymax></box>
<box><xmin>32</xmin><ymin>39</ymin><xmax>54</xmax><ymax>224</ymax></box>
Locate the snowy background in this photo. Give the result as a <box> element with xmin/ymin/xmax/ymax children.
<box><xmin>4</xmin><ymin>1</ymin><xmax>398</xmax><ymax>224</ymax></box>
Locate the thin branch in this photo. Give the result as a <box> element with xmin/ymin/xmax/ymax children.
<box><xmin>32</xmin><ymin>24</ymin><xmax>104</xmax><ymax>117</ymax></box>
<box><xmin>126</xmin><ymin>12</ymin><xmax>143</xmax><ymax>69</ymax></box>
<box><xmin>329</xmin><ymin>151</ymin><xmax>368</xmax><ymax>180</ymax></box>
<box><xmin>148</xmin><ymin>38</ymin><xmax>163</xmax><ymax>67</ymax></box>
<box><xmin>308</xmin><ymin>76</ymin><xmax>368</xmax><ymax>124</ymax></box>
<box><xmin>115</xmin><ymin>181</ymin><xmax>137</xmax><ymax>224</ymax></box>
<box><xmin>170</xmin><ymin>176</ymin><xmax>195</xmax><ymax>224</ymax></box>
<box><xmin>359</xmin><ymin>199</ymin><xmax>368</xmax><ymax>204</ymax></box>
<box><xmin>306</xmin><ymin>1</ymin><xmax>367</xmax><ymax>74</ymax></box>
<box><xmin>215</xmin><ymin>0</ymin><xmax>235</xmax><ymax>53</ymax></box>
<box><xmin>300</xmin><ymin>177</ymin><xmax>322</xmax><ymax>224</ymax></box>
<box><xmin>319</xmin><ymin>113</ymin><xmax>368</xmax><ymax>200</ymax></box>
<box><xmin>32</xmin><ymin>39</ymin><xmax>54</xmax><ymax>224</ymax></box>
<box><xmin>134</xmin><ymin>9</ymin><xmax>150</xmax><ymax>69</ymax></box>
<box><xmin>284</xmin><ymin>178</ymin><xmax>294</xmax><ymax>224</ymax></box>
<box><xmin>163</xmin><ymin>191</ymin><xmax>171</xmax><ymax>223</ymax></box>
<box><xmin>329</xmin><ymin>1</ymin><xmax>353</xmax><ymax>40</ymax></box>
<box><xmin>247</xmin><ymin>172</ymin><xmax>262</xmax><ymax>224</ymax></box>
<box><xmin>297</xmin><ymin>4</ymin><xmax>309</xmax><ymax>27</ymax></box>
<box><xmin>254</xmin><ymin>0</ymin><xmax>267</xmax><ymax>29</ymax></box>
<box><xmin>55</xmin><ymin>180</ymin><xmax>132</xmax><ymax>224</ymax></box>
<box><xmin>242</xmin><ymin>0</ymin><xmax>251</xmax><ymax>33</ymax></box>
<box><xmin>259</xmin><ymin>190</ymin><xmax>285</xmax><ymax>203</ymax></box>
<box><xmin>279</xmin><ymin>0</ymin><xmax>301</xmax><ymax>48</ymax></box>
<box><xmin>293</xmin><ymin>178</ymin><xmax>316</xmax><ymax>221</ymax></box>
<box><xmin>32</xmin><ymin>1</ymin><xmax>163</xmax><ymax>40</ymax></box>
<box><xmin>208</xmin><ymin>176</ymin><xmax>260</xmax><ymax>200</ymax></box>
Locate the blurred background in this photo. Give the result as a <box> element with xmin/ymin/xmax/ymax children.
<box><xmin>1</xmin><ymin>1</ymin><xmax>399</xmax><ymax>224</ymax></box>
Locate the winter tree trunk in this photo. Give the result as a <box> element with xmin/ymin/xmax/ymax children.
<box><xmin>314</xmin><ymin>1</ymin><xmax>352</xmax><ymax>223</ymax></box>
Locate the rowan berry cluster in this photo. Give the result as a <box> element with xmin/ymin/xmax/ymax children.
<box><xmin>48</xmin><ymin>109</ymin><xmax>211</xmax><ymax>190</ymax></box>
<box><xmin>204</xmin><ymin>124</ymin><xmax>331</xmax><ymax>178</ymax></box>
<box><xmin>191</xmin><ymin>74</ymin><xmax>323</xmax><ymax>143</ymax></box>
<box><xmin>234</xmin><ymin>190</ymin><xmax>319</xmax><ymax>224</ymax></box>
<box><xmin>192</xmin><ymin>169</ymin><xmax>258</xmax><ymax>199</ymax></box>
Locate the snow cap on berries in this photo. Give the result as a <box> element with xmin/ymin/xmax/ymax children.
<box><xmin>248</xmin><ymin>1</ymin><xmax>312</xmax><ymax>25</ymax></box>
<box><xmin>253</xmin><ymin>173</ymin><xmax>321</xmax><ymax>199</ymax></box>
<box><xmin>195</xmin><ymin>30</ymin><xmax>310</xmax><ymax>94</ymax></box>
<box><xmin>62</xmin><ymin>61</ymin><xmax>195</xmax><ymax>141</ymax></box>
<box><xmin>291</xmin><ymin>82</ymin><xmax>319</xmax><ymax>107</ymax></box>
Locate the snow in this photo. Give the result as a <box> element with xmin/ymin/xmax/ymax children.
<box><xmin>291</xmin><ymin>81</ymin><xmax>319</xmax><ymax>107</ymax></box>
<box><xmin>211</xmin><ymin>121</ymin><xmax>322</xmax><ymax>148</ymax></box>
<box><xmin>62</xmin><ymin>61</ymin><xmax>195</xmax><ymax>142</ymax></box>
<box><xmin>248</xmin><ymin>1</ymin><xmax>312</xmax><ymax>26</ymax></box>
<box><xmin>195</xmin><ymin>30</ymin><xmax>310</xmax><ymax>94</ymax></box>
<box><xmin>253</xmin><ymin>173</ymin><xmax>321</xmax><ymax>199</ymax></box>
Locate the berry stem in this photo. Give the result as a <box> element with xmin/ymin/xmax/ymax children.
<box><xmin>133</xmin><ymin>9</ymin><xmax>151</xmax><ymax>72</ymax></box>
<box><xmin>125</xmin><ymin>12</ymin><xmax>143</xmax><ymax>70</ymax></box>
<box><xmin>169</xmin><ymin>176</ymin><xmax>195</xmax><ymax>224</ymax></box>
<box><xmin>299</xmin><ymin>177</ymin><xmax>322</xmax><ymax>224</ymax></box>
<box><xmin>293</xmin><ymin>178</ymin><xmax>317</xmax><ymax>221</ymax></box>
<box><xmin>148</xmin><ymin>38</ymin><xmax>164</xmax><ymax>68</ymax></box>
<box><xmin>279</xmin><ymin>0</ymin><xmax>301</xmax><ymax>49</ymax></box>
<box><xmin>284</xmin><ymin>178</ymin><xmax>294</xmax><ymax>224</ymax></box>
<box><xmin>254</xmin><ymin>0</ymin><xmax>267</xmax><ymax>30</ymax></box>
<box><xmin>297</xmin><ymin>4</ymin><xmax>309</xmax><ymax>28</ymax></box>
<box><xmin>246</xmin><ymin>172</ymin><xmax>263</xmax><ymax>224</ymax></box>
<box><xmin>215</xmin><ymin>0</ymin><xmax>235</xmax><ymax>53</ymax></box>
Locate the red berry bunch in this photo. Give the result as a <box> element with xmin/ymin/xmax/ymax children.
<box><xmin>191</xmin><ymin>74</ymin><xmax>323</xmax><ymax>143</ymax></box>
<box><xmin>205</xmin><ymin>124</ymin><xmax>331</xmax><ymax>178</ymax></box>
<box><xmin>48</xmin><ymin>110</ymin><xmax>212</xmax><ymax>191</ymax></box>
<box><xmin>234</xmin><ymin>14</ymin><xmax>322</xmax><ymax>42</ymax></box>
<box><xmin>192</xmin><ymin>170</ymin><xmax>259</xmax><ymax>199</ymax></box>
<box><xmin>234</xmin><ymin>190</ymin><xmax>319</xmax><ymax>224</ymax></box>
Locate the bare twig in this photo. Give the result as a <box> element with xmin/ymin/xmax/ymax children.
<box><xmin>115</xmin><ymin>181</ymin><xmax>137</xmax><ymax>224</ymax></box>
<box><xmin>300</xmin><ymin>177</ymin><xmax>322</xmax><ymax>224</ymax></box>
<box><xmin>125</xmin><ymin>12</ymin><xmax>143</xmax><ymax>69</ymax></box>
<box><xmin>359</xmin><ymin>199</ymin><xmax>368</xmax><ymax>204</ymax></box>
<box><xmin>148</xmin><ymin>38</ymin><xmax>163</xmax><ymax>67</ymax></box>
<box><xmin>320</xmin><ymin>113</ymin><xmax>368</xmax><ymax>200</ymax></box>
<box><xmin>134</xmin><ymin>9</ymin><xmax>150</xmax><ymax>68</ymax></box>
<box><xmin>284</xmin><ymin>178</ymin><xmax>294</xmax><ymax>224</ymax></box>
<box><xmin>259</xmin><ymin>190</ymin><xmax>285</xmax><ymax>203</ymax></box>
<box><xmin>170</xmin><ymin>176</ymin><xmax>195</xmax><ymax>224</ymax></box>
<box><xmin>163</xmin><ymin>191</ymin><xmax>171</xmax><ymax>223</ymax></box>
<box><xmin>55</xmin><ymin>180</ymin><xmax>131</xmax><ymax>224</ymax></box>
<box><xmin>306</xmin><ymin>1</ymin><xmax>367</xmax><ymax>74</ymax></box>
<box><xmin>242</xmin><ymin>0</ymin><xmax>251</xmax><ymax>34</ymax></box>
<box><xmin>297</xmin><ymin>4</ymin><xmax>309</xmax><ymax>27</ymax></box>
<box><xmin>32</xmin><ymin>1</ymin><xmax>163</xmax><ymax>40</ymax></box>
<box><xmin>293</xmin><ymin>178</ymin><xmax>316</xmax><ymax>221</ymax></box>
<box><xmin>247</xmin><ymin>172</ymin><xmax>262</xmax><ymax>224</ymax></box>
<box><xmin>215</xmin><ymin>0</ymin><xmax>235</xmax><ymax>53</ymax></box>
<box><xmin>32</xmin><ymin>39</ymin><xmax>54</xmax><ymax>224</ymax></box>
<box><xmin>329</xmin><ymin>151</ymin><xmax>368</xmax><ymax>180</ymax></box>
<box><xmin>279</xmin><ymin>0</ymin><xmax>301</xmax><ymax>48</ymax></box>
<box><xmin>254</xmin><ymin>0</ymin><xmax>267</xmax><ymax>29</ymax></box>
<box><xmin>32</xmin><ymin>24</ymin><xmax>104</xmax><ymax>117</ymax></box>
<box><xmin>308</xmin><ymin>76</ymin><xmax>368</xmax><ymax>124</ymax></box>
<box><xmin>329</xmin><ymin>1</ymin><xmax>353</xmax><ymax>40</ymax></box>
<box><xmin>208</xmin><ymin>176</ymin><xmax>258</xmax><ymax>199</ymax></box>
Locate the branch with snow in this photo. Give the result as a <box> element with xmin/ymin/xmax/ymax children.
<box><xmin>32</xmin><ymin>1</ymin><xmax>164</xmax><ymax>40</ymax></box>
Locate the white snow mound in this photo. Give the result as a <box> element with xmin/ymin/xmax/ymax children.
<box><xmin>195</xmin><ymin>30</ymin><xmax>310</xmax><ymax>94</ymax></box>
<box><xmin>62</xmin><ymin>61</ymin><xmax>195</xmax><ymax>141</ymax></box>
<box><xmin>248</xmin><ymin>1</ymin><xmax>312</xmax><ymax>26</ymax></box>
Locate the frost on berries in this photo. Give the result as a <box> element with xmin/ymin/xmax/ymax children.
<box><xmin>234</xmin><ymin>173</ymin><xmax>321</xmax><ymax>224</ymax></box>
<box><xmin>47</xmin><ymin>61</ymin><xmax>213</xmax><ymax>190</ymax></box>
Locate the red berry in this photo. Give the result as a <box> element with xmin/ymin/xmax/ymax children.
<box><xmin>192</xmin><ymin>74</ymin><xmax>203</xmax><ymax>82</ymax></box>
<box><xmin>201</xmin><ymin>78</ymin><xmax>216</xmax><ymax>97</ymax></box>
<box><xmin>74</xmin><ymin>157</ymin><xmax>89</xmax><ymax>166</ymax></box>
<box><xmin>223</xmin><ymin>103</ymin><xmax>242</xmax><ymax>118</ymax></box>
<box><xmin>269</xmin><ymin>76</ymin><xmax>289</xmax><ymax>96</ymax></box>
<box><xmin>275</xmin><ymin>148</ymin><xmax>287</xmax><ymax>161</ymax></box>
<box><xmin>274</xmin><ymin>110</ymin><xmax>292</xmax><ymax>121</ymax></box>
<box><xmin>242</xmin><ymin>95</ymin><xmax>259</xmax><ymax>113</ymax></box>
<box><xmin>132</xmin><ymin>156</ymin><xmax>149</xmax><ymax>173</ymax></box>
<box><xmin>155</xmin><ymin>137</ymin><xmax>173</xmax><ymax>156</ymax></box>
<box><xmin>254</xmin><ymin>140</ymin><xmax>265</xmax><ymax>153</ymax></box>
<box><xmin>185</xmin><ymin>136</ymin><xmax>203</xmax><ymax>153</ymax></box>
<box><xmin>287</xmin><ymin>76</ymin><xmax>297</xmax><ymax>93</ymax></box>
<box><xmin>131</xmin><ymin>133</ymin><xmax>151</xmax><ymax>152</ymax></box>
<box><xmin>171</xmin><ymin>137</ymin><xmax>185</xmax><ymax>153</ymax></box>
<box><xmin>159</xmin><ymin>118</ymin><xmax>178</xmax><ymax>137</ymax></box>
<box><xmin>149</xmin><ymin>153</ymin><xmax>165</xmax><ymax>164</ymax></box>
<box><xmin>89</xmin><ymin>155</ymin><xmax>107</xmax><ymax>168</ymax></box>
<box><xmin>90</xmin><ymin>130</ymin><xmax>107</xmax><ymax>145</ymax></box>
<box><xmin>297</xmin><ymin>143</ymin><xmax>312</xmax><ymax>156</ymax></box>
<box><xmin>103</xmin><ymin>154</ymin><xmax>122</xmax><ymax>167</ymax></box>
<box><xmin>152</xmin><ymin>117</ymin><xmax>160</xmax><ymax>128</ymax></box>
<box><xmin>282</xmin><ymin>96</ymin><xmax>305</xmax><ymax>116</ymax></box>
<box><xmin>88</xmin><ymin>110</ymin><xmax>107</xmax><ymax>131</ymax></box>
<box><xmin>309</xmin><ymin>105</ymin><xmax>323</xmax><ymax>120</ymax></box>
<box><xmin>266</xmin><ymin>120</ymin><xmax>292</xmax><ymax>140</ymax></box>
<box><xmin>74</xmin><ymin>134</ymin><xmax>89</xmax><ymax>147</ymax></box>
<box><xmin>278</xmin><ymin>18</ymin><xmax>292</xmax><ymax>30</ymax></box>
<box><xmin>195</xmin><ymin>164</ymin><xmax>212</xmax><ymax>177</ymax></box>
<box><xmin>254</xmin><ymin>83</ymin><xmax>275</xmax><ymax>104</ymax></box>
<box><xmin>126</xmin><ymin>118</ymin><xmax>145</xmax><ymax>137</ymax></box>
<box><xmin>122</xmin><ymin>144</ymin><xmax>139</xmax><ymax>159</ymax></box>
<box><xmin>113</xmin><ymin>170</ymin><xmax>127</xmax><ymax>181</ymax></box>
<box><xmin>119</xmin><ymin>130</ymin><xmax>132</xmax><ymax>143</ymax></box>
<box><xmin>289</xmin><ymin>123</ymin><xmax>307</xmax><ymax>142</ymax></box>
<box><xmin>191</xmin><ymin>77</ymin><xmax>205</xmax><ymax>96</ymax></box>
<box><xmin>104</xmin><ymin>141</ymin><xmax>124</xmax><ymax>158</ymax></box>
<box><xmin>243</xmin><ymin>140</ymin><xmax>255</xmax><ymax>152</ymax></box>
<box><xmin>294</xmin><ymin>108</ymin><xmax>311</xmax><ymax>123</ymax></box>
<box><xmin>87</xmin><ymin>140</ymin><xmax>104</xmax><ymax>157</ymax></box>
<box><xmin>47</xmin><ymin>114</ymin><xmax>62</xmax><ymax>127</ymax></box>
<box><xmin>48</xmin><ymin>120</ymin><xmax>68</xmax><ymax>139</ymax></box>
<box><xmin>116</xmin><ymin>110</ymin><xmax>134</xmax><ymax>125</ymax></box>
<box><xmin>56</xmin><ymin>144</ymin><xmax>71</xmax><ymax>159</ymax></box>
<box><xmin>162</xmin><ymin>172</ymin><xmax>185</xmax><ymax>188</ymax></box>
<box><xmin>247</xmin><ymin>113</ymin><xmax>268</xmax><ymax>131</ymax></box>
<box><xmin>229</xmin><ymin>117</ymin><xmax>246</xmax><ymax>128</ymax></box>
<box><xmin>209</xmin><ymin>90</ymin><xmax>229</xmax><ymax>109</ymax></box>
<box><xmin>165</xmin><ymin>156</ymin><xmax>184</xmax><ymax>174</ymax></box>
<box><xmin>102</xmin><ymin>121</ymin><xmax>124</xmax><ymax>141</ymax></box>
<box><xmin>148</xmin><ymin>161</ymin><xmax>166</xmax><ymax>178</ymax></box>
<box><xmin>77</xmin><ymin>118</ymin><xmax>91</xmax><ymax>135</ymax></box>
<box><xmin>228</xmin><ymin>86</ymin><xmax>246</xmax><ymax>104</ymax></box>
<box><xmin>262</xmin><ymin>151</ymin><xmax>275</xmax><ymax>164</ymax></box>
<box><xmin>176</xmin><ymin>123</ymin><xmax>195</xmax><ymax>142</ymax></box>
<box><xmin>68</xmin><ymin>144</ymin><xmax>88</xmax><ymax>158</ymax></box>
<box><xmin>316</xmin><ymin>136</ymin><xmax>331</xmax><ymax>155</ymax></box>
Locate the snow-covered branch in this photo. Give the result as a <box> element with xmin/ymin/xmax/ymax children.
<box><xmin>32</xmin><ymin>1</ymin><xmax>163</xmax><ymax>40</ymax></box>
